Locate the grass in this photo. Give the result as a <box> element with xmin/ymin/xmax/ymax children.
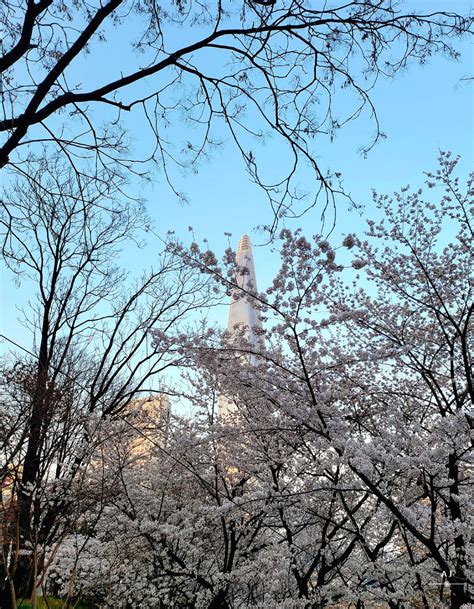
<box><xmin>17</xmin><ymin>598</ymin><xmax>92</xmax><ymax>609</ymax></box>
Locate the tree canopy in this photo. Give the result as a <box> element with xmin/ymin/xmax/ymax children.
<box><xmin>1</xmin><ymin>0</ymin><xmax>471</xmax><ymax>223</ymax></box>
<box><xmin>2</xmin><ymin>154</ymin><xmax>472</xmax><ymax>608</ymax></box>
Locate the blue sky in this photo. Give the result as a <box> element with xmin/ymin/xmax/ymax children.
<box><xmin>129</xmin><ymin>22</ymin><xmax>473</xmax><ymax>294</ymax></box>
<box><xmin>1</xmin><ymin>0</ymin><xmax>473</xmax><ymax>361</ymax></box>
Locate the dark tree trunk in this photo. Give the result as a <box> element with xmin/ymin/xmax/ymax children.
<box><xmin>207</xmin><ymin>589</ymin><xmax>231</xmax><ymax>609</ymax></box>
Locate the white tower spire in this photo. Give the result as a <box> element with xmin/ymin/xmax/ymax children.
<box><xmin>226</xmin><ymin>234</ymin><xmax>262</xmax><ymax>346</ymax></box>
<box><xmin>218</xmin><ymin>235</ymin><xmax>262</xmax><ymax>420</ymax></box>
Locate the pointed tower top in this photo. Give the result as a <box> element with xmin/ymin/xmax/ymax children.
<box><xmin>238</xmin><ymin>234</ymin><xmax>251</xmax><ymax>253</ymax></box>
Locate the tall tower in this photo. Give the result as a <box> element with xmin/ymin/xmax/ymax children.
<box><xmin>226</xmin><ymin>234</ymin><xmax>262</xmax><ymax>345</ymax></box>
<box><xmin>218</xmin><ymin>234</ymin><xmax>262</xmax><ymax>419</ymax></box>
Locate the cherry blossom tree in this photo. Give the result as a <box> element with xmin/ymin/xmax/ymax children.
<box><xmin>173</xmin><ymin>152</ymin><xmax>472</xmax><ymax>607</ymax></box>
<box><xmin>0</xmin><ymin>156</ymin><xmax>218</xmax><ymax>608</ymax></box>
<box><xmin>28</xmin><ymin>155</ymin><xmax>472</xmax><ymax>608</ymax></box>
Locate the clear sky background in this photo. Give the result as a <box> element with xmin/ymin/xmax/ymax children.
<box><xmin>116</xmin><ymin>0</ymin><xmax>473</xmax><ymax>287</ymax></box>
<box><xmin>122</xmin><ymin>4</ymin><xmax>472</xmax><ymax>320</ymax></box>
<box><xmin>1</xmin><ymin>0</ymin><xmax>473</xmax><ymax>367</ymax></box>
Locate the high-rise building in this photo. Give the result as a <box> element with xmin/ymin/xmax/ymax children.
<box><xmin>218</xmin><ymin>234</ymin><xmax>262</xmax><ymax>419</ymax></box>
<box><xmin>125</xmin><ymin>395</ymin><xmax>170</xmax><ymax>456</ymax></box>
<box><xmin>96</xmin><ymin>395</ymin><xmax>171</xmax><ymax>469</ymax></box>
<box><xmin>226</xmin><ymin>234</ymin><xmax>262</xmax><ymax>345</ymax></box>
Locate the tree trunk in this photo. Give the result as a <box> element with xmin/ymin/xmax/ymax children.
<box><xmin>207</xmin><ymin>589</ymin><xmax>230</xmax><ymax>609</ymax></box>
<box><xmin>449</xmin><ymin>575</ymin><xmax>472</xmax><ymax>609</ymax></box>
